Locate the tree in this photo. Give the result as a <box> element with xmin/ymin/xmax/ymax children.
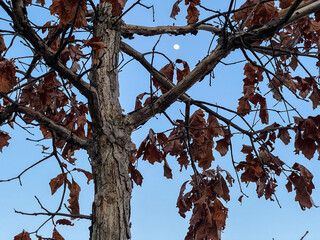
<box><xmin>0</xmin><ymin>0</ymin><xmax>320</xmax><ymax>239</ymax></box>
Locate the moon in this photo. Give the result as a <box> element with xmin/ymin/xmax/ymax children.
<box><xmin>173</xmin><ymin>44</ymin><xmax>180</xmax><ymax>50</ymax></box>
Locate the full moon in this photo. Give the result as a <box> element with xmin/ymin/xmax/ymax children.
<box><xmin>173</xmin><ymin>44</ymin><xmax>180</xmax><ymax>50</ymax></box>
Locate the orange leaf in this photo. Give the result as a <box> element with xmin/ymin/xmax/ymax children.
<box><xmin>49</xmin><ymin>173</ymin><xmax>66</xmax><ymax>195</ymax></box>
<box><xmin>14</xmin><ymin>231</ymin><xmax>31</xmax><ymax>240</ymax></box>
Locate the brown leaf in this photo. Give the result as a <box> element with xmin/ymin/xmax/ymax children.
<box><xmin>186</xmin><ymin>4</ymin><xmax>199</xmax><ymax>24</ymax></box>
<box><xmin>237</xmin><ymin>97</ymin><xmax>251</xmax><ymax>115</ymax></box>
<box><xmin>213</xmin><ymin>198</ymin><xmax>228</xmax><ymax>229</ymax></box>
<box><xmin>0</xmin><ymin>35</ymin><xmax>6</xmax><ymax>54</ymax></box>
<box><xmin>278</xmin><ymin>128</ymin><xmax>291</xmax><ymax>145</ymax></box>
<box><xmin>49</xmin><ymin>0</ymin><xmax>88</xmax><ymax>28</ymax></box>
<box><xmin>0</xmin><ymin>58</ymin><xmax>16</xmax><ymax>92</ymax></box>
<box><xmin>129</xmin><ymin>162</ymin><xmax>143</xmax><ymax>186</ymax></box>
<box><xmin>83</xmin><ymin>37</ymin><xmax>105</xmax><ymax>55</ymax></box>
<box><xmin>176</xmin><ymin>181</ymin><xmax>192</xmax><ymax>218</ymax></box>
<box><xmin>213</xmin><ymin>173</ymin><xmax>230</xmax><ymax>202</ymax></box>
<box><xmin>152</xmin><ymin>63</ymin><xmax>174</xmax><ymax>94</ymax></box>
<box><xmin>67</xmin><ymin>179</ymin><xmax>81</xmax><ymax>216</ymax></box>
<box><xmin>102</xmin><ymin>0</ymin><xmax>125</xmax><ymax>16</ymax></box>
<box><xmin>52</xmin><ymin>228</ymin><xmax>65</xmax><ymax>240</ymax></box>
<box><xmin>309</xmin><ymin>87</ymin><xmax>320</xmax><ymax>109</ymax></box>
<box><xmin>207</xmin><ymin>114</ymin><xmax>223</xmax><ymax>137</ymax></box>
<box><xmin>241</xmin><ymin>145</ymin><xmax>253</xmax><ymax>154</ymax></box>
<box><xmin>56</xmin><ymin>219</ymin><xmax>74</xmax><ymax>226</ymax></box>
<box><xmin>294</xmin><ymin>129</ymin><xmax>317</xmax><ymax>160</ymax></box>
<box><xmin>177</xmin><ymin>151</ymin><xmax>189</xmax><ymax>171</ymax></box>
<box><xmin>215</xmin><ymin>137</ymin><xmax>230</xmax><ymax>157</ymax></box>
<box><xmin>176</xmin><ymin>59</ymin><xmax>190</xmax><ymax>83</ymax></box>
<box><xmin>163</xmin><ymin>159</ymin><xmax>173</xmax><ymax>179</ymax></box>
<box><xmin>0</xmin><ymin>131</ymin><xmax>10</xmax><ymax>152</ymax></box>
<box><xmin>73</xmin><ymin>168</ymin><xmax>93</xmax><ymax>184</ymax></box>
<box><xmin>170</xmin><ymin>0</ymin><xmax>183</xmax><ymax>19</ymax></box>
<box><xmin>14</xmin><ymin>231</ymin><xmax>32</xmax><ymax>240</ymax></box>
<box><xmin>49</xmin><ymin>173</ymin><xmax>66</xmax><ymax>195</ymax></box>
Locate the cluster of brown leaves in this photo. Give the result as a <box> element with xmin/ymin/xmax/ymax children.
<box><xmin>20</xmin><ymin>71</ymin><xmax>91</xmax><ymax>162</ymax></box>
<box><xmin>171</xmin><ymin>0</ymin><xmax>201</xmax><ymax>24</ymax></box>
<box><xmin>134</xmin><ymin>109</ymin><xmax>227</xmax><ymax>181</ymax></box>
<box><xmin>135</xmin><ymin>59</ymin><xmax>190</xmax><ymax>109</ymax></box>
<box><xmin>49</xmin><ymin>167</ymin><xmax>92</xmax><ymax>217</ymax></box>
<box><xmin>286</xmin><ymin>163</ymin><xmax>315</xmax><ymax>210</ymax></box>
<box><xmin>177</xmin><ymin>167</ymin><xmax>233</xmax><ymax>240</ymax></box>
<box><xmin>14</xmin><ymin>227</ymin><xmax>66</xmax><ymax>240</ymax></box>
<box><xmin>49</xmin><ymin>0</ymin><xmax>88</xmax><ymax>28</ymax></box>
<box><xmin>294</xmin><ymin>116</ymin><xmax>320</xmax><ymax>160</ymax></box>
<box><xmin>237</xmin><ymin>62</ymin><xmax>269</xmax><ymax>124</ymax></box>
<box><xmin>233</xmin><ymin>0</ymin><xmax>279</xmax><ymax>28</ymax></box>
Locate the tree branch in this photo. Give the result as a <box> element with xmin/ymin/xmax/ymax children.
<box><xmin>0</xmin><ymin>99</ymin><xmax>90</xmax><ymax>149</ymax></box>
<box><xmin>0</xmin><ymin>0</ymin><xmax>95</xmax><ymax>100</ymax></box>
<box><xmin>125</xmin><ymin>0</ymin><xmax>320</xmax><ymax>128</ymax></box>
<box><xmin>121</xmin><ymin>23</ymin><xmax>221</xmax><ymax>37</ymax></box>
<box><xmin>14</xmin><ymin>209</ymin><xmax>92</xmax><ymax>220</ymax></box>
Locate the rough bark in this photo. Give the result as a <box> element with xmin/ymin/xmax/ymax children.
<box><xmin>88</xmin><ymin>3</ymin><xmax>134</xmax><ymax>240</ymax></box>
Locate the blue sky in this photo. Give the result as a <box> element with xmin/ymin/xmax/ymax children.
<box><xmin>0</xmin><ymin>0</ymin><xmax>320</xmax><ymax>240</ymax></box>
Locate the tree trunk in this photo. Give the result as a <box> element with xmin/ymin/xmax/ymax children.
<box><xmin>88</xmin><ymin>3</ymin><xmax>134</xmax><ymax>240</ymax></box>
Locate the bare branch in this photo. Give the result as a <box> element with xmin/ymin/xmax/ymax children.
<box><xmin>14</xmin><ymin>209</ymin><xmax>91</xmax><ymax>220</ymax></box>
<box><xmin>122</xmin><ymin>23</ymin><xmax>222</xmax><ymax>37</ymax></box>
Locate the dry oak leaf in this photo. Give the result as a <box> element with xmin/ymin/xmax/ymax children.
<box><xmin>73</xmin><ymin>168</ymin><xmax>93</xmax><ymax>184</ymax></box>
<box><xmin>49</xmin><ymin>0</ymin><xmax>88</xmax><ymax>28</ymax></box>
<box><xmin>0</xmin><ymin>58</ymin><xmax>16</xmax><ymax>92</ymax></box>
<box><xmin>83</xmin><ymin>37</ymin><xmax>105</xmax><ymax>55</ymax></box>
<box><xmin>278</xmin><ymin>128</ymin><xmax>291</xmax><ymax>145</ymax></box>
<box><xmin>0</xmin><ymin>131</ymin><xmax>10</xmax><ymax>152</ymax></box>
<box><xmin>176</xmin><ymin>59</ymin><xmax>190</xmax><ymax>83</ymax></box>
<box><xmin>186</xmin><ymin>4</ymin><xmax>200</xmax><ymax>24</ymax></box>
<box><xmin>14</xmin><ymin>231</ymin><xmax>32</xmax><ymax>240</ymax></box>
<box><xmin>215</xmin><ymin>137</ymin><xmax>230</xmax><ymax>157</ymax></box>
<box><xmin>56</xmin><ymin>218</ymin><xmax>74</xmax><ymax>226</ymax></box>
<box><xmin>152</xmin><ymin>63</ymin><xmax>174</xmax><ymax>94</ymax></box>
<box><xmin>102</xmin><ymin>0</ymin><xmax>125</xmax><ymax>16</ymax></box>
<box><xmin>49</xmin><ymin>173</ymin><xmax>67</xmax><ymax>195</ymax></box>
<box><xmin>163</xmin><ymin>159</ymin><xmax>173</xmax><ymax>179</ymax></box>
<box><xmin>170</xmin><ymin>0</ymin><xmax>183</xmax><ymax>19</ymax></box>
<box><xmin>52</xmin><ymin>228</ymin><xmax>65</xmax><ymax>240</ymax></box>
<box><xmin>213</xmin><ymin>198</ymin><xmax>228</xmax><ymax>229</ymax></box>
<box><xmin>129</xmin><ymin>162</ymin><xmax>143</xmax><ymax>186</ymax></box>
<box><xmin>0</xmin><ymin>35</ymin><xmax>6</xmax><ymax>54</ymax></box>
<box><xmin>213</xmin><ymin>173</ymin><xmax>230</xmax><ymax>202</ymax></box>
<box><xmin>309</xmin><ymin>86</ymin><xmax>320</xmax><ymax>109</ymax></box>
<box><xmin>67</xmin><ymin>179</ymin><xmax>81</xmax><ymax>216</ymax></box>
